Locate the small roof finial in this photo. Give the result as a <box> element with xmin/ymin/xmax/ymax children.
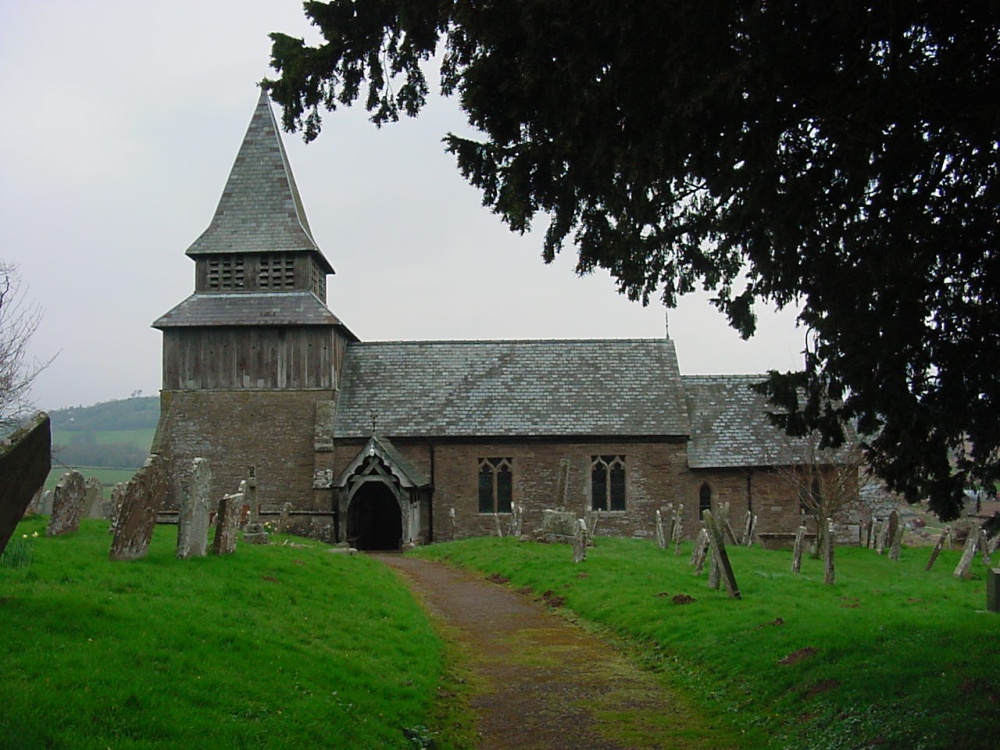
<box><xmin>664</xmin><ymin>309</ymin><xmax>671</xmax><ymax>339</ymax></box>
<box><xmin>370</xmin><ymin>409</ymin><xmax>379</xmax><ymax>436</ymax></box>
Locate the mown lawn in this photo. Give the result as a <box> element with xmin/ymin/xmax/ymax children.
<box><xmin>414</xmin><ymin>536</ymin><xmax>1000</xmax><ymax>750</ymax></box>
<box><xmin>0</xmin><ymin>518</ymin><xmax>463</xmax><ymax>750</ymax></box>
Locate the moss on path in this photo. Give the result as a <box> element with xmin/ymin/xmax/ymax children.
<box><xmin>381</xmin><ymin>556</ymin><xmax>742</xmax><ymax>750</ymax></box>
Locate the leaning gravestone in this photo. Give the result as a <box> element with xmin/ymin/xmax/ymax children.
<box><xmin>0</xmin><ymin>412</ymin><xmax>51</xmax><ymax>555</ymax></box>
<box><xmin>177</xmin><ymin>458</ymin><xmax>212</xmax><ymax>559</ymax></box>
<box><xmin>109</xmin><ymin>455</ymin><xmax>169</xmax><ymax>561</ymax></box>
<box><xmin>953</xmin><ymin>528</ymin><xmax>981</xmax><ymax>579</ymax></box>
<box><xmin>703</xmin><ymin>510</ymin><xmax>742</xmax><ymax>599</ymax></box>
<box><xmin>791</xmin><ymin>525</ymin><xmax>807</xmax><ymax>574</ymax></box>
<box><xmin>47</xmin><ymin>470</ymin><xmax>87</xmax><ymax>537</ymax></box>
<box><xmin>213</xmin><ymin>482</ymin><xmax>246</xmax><ymax>555</ymax></box>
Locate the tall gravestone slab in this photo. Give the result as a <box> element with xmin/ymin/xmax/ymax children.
<box><xmin>47</xmin><ymin>470</ymin><xmax>87</xmax><ymax>536</ymax></box>
<box><xmin>83</xmin><ymin>477</ymin><xmax>105</xmax><ymax>519</ymax></box>
<box><xmin>177</xmin><ymin>458</ymin><xmax>211</xmax><ymax>559</ymax></box>
<box><xmin>109</xmin><ymin>455</ymin><xmax>169</xmax><ymax>561</ymax></box>
<box><xmin>213</xmin><ymin>484</ymin><xmax>245</xmax><ymax>555</ymax></box>
<box><xmin>108</xmin><ymin>482</ymin><xmax>128</xmax><ymax>535</ymax></box>
<box><xmin>0</xmin><ymin>412</ymin><xmax>51</xmax><ymax>555</ymax></box>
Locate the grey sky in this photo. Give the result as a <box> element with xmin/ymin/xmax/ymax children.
<box><xmin>0</xmin><ymin>1</ymin><xmax>804</xmax><ymax>411</ymax></box>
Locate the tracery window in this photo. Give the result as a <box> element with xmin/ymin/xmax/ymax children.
<box><xmin>478</xmin><ymin>457</ymin><xmax>513</xmax><ymax>514</ymax></box>
<box><xmin>207</xmin><ymin>255</ymin><xmax>245</xmax><ymax>289</ymax></box>
<box><xmin>591</xmin><ymin>455</ymin><xmax>626</xmax><ymax>511</ymax></box>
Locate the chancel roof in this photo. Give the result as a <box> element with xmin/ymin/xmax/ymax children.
<box><xmin>334</xmin><ymin>339</ymin><xmax>689</xmax><ymax>439</ymax></box>
<box><xmin>683</xmin><ymin>375</ymin><xmax>855</xmax><ymax>468</ymax></box>
<box><xmin>185</xmin><ymin>89</ymin><xmax>334</xmax><ymax>274</ymax></box>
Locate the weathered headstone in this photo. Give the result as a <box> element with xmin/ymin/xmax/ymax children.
<box><xmin>449</xmin><ymin>507</ymin><xmax>457</xmax><ymax>540</ymax></box>
<box><xmin>823</xmin><ymin>518</ymin><xmax>836</xmax><ymax>585</ymax></box>
<box><xmin>108</xmin><ymin>482</ymin><xmax>128</xmax><ymax>535</ymax></box>
<box><xmin>703</xmin><ymin>510</ymin><xmax>742</xmax><ymax>599</ymax></box>
<box><xmin>925</xmin><ymin>527</ymin><xmax>949</xmax><ymax>571</ymax></box>
<box><xmin>979</xmin><ymin>529</ymin><xmax>992</xmax><ymax>566</ymax></box>
<box><xmin>277</xmin><ymin>501</ymin><xmax>292</xmax><ymax>534</ymax></box>
<box><xmin>987</xmin><ymin>569</ymin><xmax>1000</xmax><ymax>613</ymax></box>
<box><xmin>109</xmin><ymin>455</ymin><xmax>169</xmax><ymax>561</ymax></box>
<box><xmin>791</xmin><ymin>525</ymin><xmax>807</xmax><ymax>574</ymax></box>
<box><xmin>888</xmin><ymin>519</ymin><xmax>904</xmax><ymax>562</ymax></box>
<box><xmin>0</xmin><ymin>412</ymin><xmax>51</xmax><ymax>555</ymax></box>
<box><xmin>655</xmin><ymin>509</ymin><xmax>666</xmax><ymax>549</ymax></box>
<box><xmin>541</xmin><ymin>509</ymin><xmax>577</xmax><ymax>543</ymax></box>
<box><xmin>691</xmin><ymin>527</ymin><xmax>710</xmax><ymax>573</ymax></box>
<box><xmin>953</xmin><ymin>528</ymin><xmax>981</xmax><ymax>579</ymax></box>
<box><xmin>177</xmin><ymin>458</ymin><xmax>212</xmax><ymax>559</ymax></box>
<box><xmin>493</xmin><ymin>512</ymin><xmax>504</xmax><ymax>538</ymax></box>
<box><xmin>671</xmin><ymin>504</ymin><xmax>685</xmax><ymax>554</ymax></box>
<box><xmin>83</xmin><ymin>477</ymin><xmax>104</xmax><ymax>519</ymax></box>
<box><xmin>213</xmin><ymin>481</ymin><xmax>245</xmax><ymax>555</ymax></box>
<box><xmin>508</xmin><ymin>503</ymin><xmax>523</xmax><ymax>537</ymax></box>
<box><xmin>863</xmin><ymin>518</ymin><xmax>875</xmax><ymax>549</ymax></box>
<box><xmin>573</xmin><ymin>518</ymin><xmax>588</xmax><ymax>563</ymax></box>
<box><xmin>47</xmin><ymin>470</ymin><xmax>87</xmax><ymax>536</ymax></box>
<box><xmin>745</xmin><ymin>514</ymin><xmax>758</xmax><ymax>548</ymax></box>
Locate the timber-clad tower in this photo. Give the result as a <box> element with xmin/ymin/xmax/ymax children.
<box><xmin>152</xmin><ymin>90</ymin><xmax>356</xmax><ymax>523</ymax></box>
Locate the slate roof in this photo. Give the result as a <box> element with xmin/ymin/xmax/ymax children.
<box><xmin>152</xmin><ymin>291</ymin><xmax>354</xmax><ymax>333</ymax></box>
<box><xmin>334</xmin><ymin>339</ymin><xmax>689</xmax><ymax>439</ymax></box>
<box><xmin>185</xmin><ymin>89</ymin><xmax>334</xmax><ymax>274</ymax></box>
<box><xmin>683</xmin><ymin>375</ymin><xmax>851</xmax><ymax>468</ymax></box>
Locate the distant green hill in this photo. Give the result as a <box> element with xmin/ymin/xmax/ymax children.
<box><xmin>48</xmin><ymin>396</ymin><xmax>160</xmax><ymax>472</ymax></box>
<box><xmin>50</xmin><ymin>396</ymin><xmax>160</xmax><ymax>433</ymax></box>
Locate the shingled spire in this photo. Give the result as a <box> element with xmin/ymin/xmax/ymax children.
<box><xmin>186</xmin><ymin>88</ymin><xmax>333</xmax><ymax>274</ymax></box>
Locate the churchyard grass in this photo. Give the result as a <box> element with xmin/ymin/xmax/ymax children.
<box><xmin>415</xmin><ymin>536</ymin><xmax>1000</xmax><ymax>750</ymax></box>
<box><xmin>0</xmin><ymin>517</ymin><xmax>457</xmax><ymax>750</ymax></box>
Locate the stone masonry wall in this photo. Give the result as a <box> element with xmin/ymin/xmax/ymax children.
<box><xmin>153</xmin><ymin>389</ymin><xmax>334</xmax><ymax>517</ymax></box>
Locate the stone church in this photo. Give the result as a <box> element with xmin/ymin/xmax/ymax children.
<box><xmin>152</xmin><ymin>91</ymin><xmax>852</xmax><ymax>549</ymax></box>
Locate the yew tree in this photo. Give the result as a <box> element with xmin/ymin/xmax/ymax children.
<box><xmin>265</xmin><ymin>1</ymin><xmax>1000</xmax><ymax>520</ymax></box>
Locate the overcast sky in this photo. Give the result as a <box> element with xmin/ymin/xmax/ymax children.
<box><xmin>0</xmin><ymin>1</ymin><xmax>805</xmax><ymax>411</ymax></box>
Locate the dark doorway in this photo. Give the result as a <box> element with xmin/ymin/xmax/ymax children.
<box><xmin>348</xmin><ymin>483</ymin><xmax>403</xmax><ymax>551</ymax></box>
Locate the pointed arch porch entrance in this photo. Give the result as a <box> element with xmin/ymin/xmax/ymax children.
<box><xmin>333</xmin><ymin>436</ymin><xmax>430</xmax><ymax>551</ymax></box>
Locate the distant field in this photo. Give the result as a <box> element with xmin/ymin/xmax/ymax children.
<box><xmin>51</xmin><ymin>428</ymin><xmax>157</xmax><ymax>447</ymax></box>
<box><xmin>44</xmin><ymin>467</ymin><xmax>138</xmax><ymax>498</ymax></box>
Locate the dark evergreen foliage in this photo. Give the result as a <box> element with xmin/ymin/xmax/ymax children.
<box><xmin>265</xmin><ymin>1</ymin><xmax>1000</xmax><ymax>520</ymax></box>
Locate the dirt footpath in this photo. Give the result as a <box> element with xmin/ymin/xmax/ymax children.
<box><xmin>380</xmin><ymin>555</ymin><xmax>739</xmax><ymax>750</ymax></box>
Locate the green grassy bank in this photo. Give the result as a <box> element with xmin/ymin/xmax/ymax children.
<box><xmin>414</xmin><ymin>536</ymin><xmax>1000</xmax><ymax>750</ymax></box>
<box><xmin>0</xmin><ymin>518</ymin><xmax>461</xmax><ymax>750</ymax></box>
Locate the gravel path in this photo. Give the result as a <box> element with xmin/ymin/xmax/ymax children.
<box><xmin>380</xmin><ymin>555</ymin><xmax>739</xmax><ymax>750</ymax></box>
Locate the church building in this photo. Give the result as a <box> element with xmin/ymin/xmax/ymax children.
<box><xmin>152</xmin><ymin>91</ymin><xmax>853</xmax><ymax>549</ymax></box>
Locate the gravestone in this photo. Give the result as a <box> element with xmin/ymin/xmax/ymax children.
<box><xmin>277</xmin><ymin>501</ymin><xmax>292</xmax><ymax>533</ymax></box>
<box><xmin>703</xmin><ymin>510</ymin><xmax>742</xmax><ymax>599</ymax></box>
<box><xmin>953</xmin><ymin>528</ymin><xmax>981</xmax><ymax>579</ymax></box>
<box><xmin>241</xmin><ymin>466</ymin><xmax>270</xmax><ymax>545</ymax></box>
<box><xmin>573</xmin><ymin>518</ymin><xmax>588</xmax><ymax>563</ymax></box>
<box><xmin>823</xmin><ymin>519</ymin><xmax>836</xmax><ymax>584</ymax></box>
<box><xmin>541</xmin><ymin>509</ymin><xmax>577</xmax><ymax>543</ymax></box>
<box><xmin>671</xmin><ymin>504</ymin><xmax>685</xmax><ymax>554</ymax></box>
<box><xmin>47</xmin><ymin>470</ymin><xmax>87</xmax><ymax>536</ymax></box>
<box><xmin>987</xmin><ymin>569</ymin><xmax>1000</xmax><ymax>613</ymax></box>
<box><xmin>509</xmin><ymin>503</ymin><xmax>523</xmax><ymax>537</ymax></box>
<box><xmin>0</xmin><ymin>412</ymin><xmax>51</xmax><ymax>555</ymax></box>
<box><xmin>745</xmin><ymin>513</ymin><xmax>758</xmax><ymax>548</ymax></box>
<box><xmin>888</xmin><ymin>520</ymin><xmax>904</xmax><ymax>561</ymax></box>
<box><xmin>925</xmin><ymin>527</ymin><xmax>949</xmax><ymax>571</ymax></box>
<box><xmin>655</xmin><ymin>509</ymin><xmax>666</xmax><ymax>549</ymax></box>
<box><xmin>213</xmin><ymin>482</ymin><xmax>245</xmax><ymax>555</ymax></box>
<box><xmin>177</xmin><ymin>457</ymin><xmax>211</xmax><ymax>559</ymax></box>
<box><xmin>791</xmin><ymin>525</ymin><xmax>807</xmax><ymax>574</ymax></box>
<box><xmin>83</xmin><ymin>477</ymin><xmax>105</xmax><ymax>519</ymax></box>
<box><xmin>108</xmin><ymin>482</ymin><xmax>128</xmax><ymax>535</ymax></box>
<box><xmin>109</xmin><ymin>455</ymin><xmax>169</xmax><ymax>561</ymax></box>
<box><xmin>691</xmin><ymin>528</ymin><xmax>710</xmax><ymax>573</ymax></box>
